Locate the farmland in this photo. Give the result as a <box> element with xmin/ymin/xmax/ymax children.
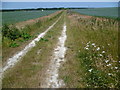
<box><xmin>2</xmin><ymin>10</ymin><xmax>58</xmax><ymax>25</ymax></box>
<box><xmin>2</xmin><ymin>9</ymin><xmax>119</xmax><ymax>88</ymax></box>
<box><xmin>72</xmin><ymin>7</ymin><xmax>118</xmax><ymax>18</ymax></box>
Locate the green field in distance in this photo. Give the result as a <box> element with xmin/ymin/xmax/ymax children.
<box><xmin>72</xmin><ymin>7</ymin><xmax>118</xmax><ymax>18</ymax></box>
<box><xmin>2</xmin><ymin>10</ymin><xmax>58</xmax><ymax>25</ymax></box>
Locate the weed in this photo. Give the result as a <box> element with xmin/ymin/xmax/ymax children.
<box><xmin>9</xmin><ymin>42</ymin><xmax>19</xmax><ymax>48</ymax></box>
<box><xmin>40</xmin><ymin>38</ymin><xmax>49</xmax><ymax>42</ymax></box>
<box><xmin>21</xmin><ymin>32</ymin><xmax>31</xmax><ymax>41</ymax></box>
<box><xmin>19</xmin><ymin>39</ymin><xmax>25</xmax><ymax>42</ymax></box>
<box><xmin>63</xmin><ymin>76</ymin><xmax>71</xmax><ymax>84</ymax></box>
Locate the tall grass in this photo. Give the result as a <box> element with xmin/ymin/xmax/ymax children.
<box><xmin>60</xmin><ymin>11</ymin><xmax>119</xmax><ymax>88</ymax></box>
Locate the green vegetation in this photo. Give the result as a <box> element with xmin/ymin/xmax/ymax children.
<box><xmin>2</xmin><ymin>25</ymin><xmax>22</xmax><ymax>41</ymax></box>
<box><xmin>2</xmin><ymin>10</ymin><xmax>58</xmax><ymax>25</ymax></box>
<box><xmin>2</xmin><ymin>11</ymin><xmax>63</xmax><ymax>65</ymax></box>
<box><xmin>2</xmin><ymin>24</ymin><xmax>32</xmax><ymax>46</ymax></box>
<box><xmin>9</xmin><ymin>42</ymin><xmax>20</xmax><ymax>48</ymax></box>
<box><xmin>2</xmin><ymin>12</ymin><xmax>65</xmax><ymax>88</ymax></box>
<box><xmin>2</xmin><ymin>9</ymin><xmax>119</xmax><ymax>88</ymax></box>
<box><xmin>60</xmin><ymin>11</ymin><xmax>119</xmax><ymax>88</ymax></box>
<box><xmin>72</xmin><ymin>7</ymin><xmax>118</xmax><ymax>19</ymax></box>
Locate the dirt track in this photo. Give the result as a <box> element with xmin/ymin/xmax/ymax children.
<box><xmin>2</xmin><ymin>13</ymin><xmax>67</xmax><ymax>88</ymax></box>
<box><xmin>41</xmin><ymin>23</ymin><xmax>67</xmax><ymax>88</ymax></box>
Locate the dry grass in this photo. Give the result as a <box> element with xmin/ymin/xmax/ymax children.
<box><xmin>2</xmin><ymin>12</ymin><xmax>65</xmax><ymax>88</ymax></box>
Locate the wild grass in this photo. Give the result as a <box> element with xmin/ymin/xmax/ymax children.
<box><xmin>2</xmin><ymin>11</ymin><xmax>63</xmax><ymax>65</ymax></box>
<box><xmin>60</xmin><ymin>11</ymin><xmax>119</xmax><ymax>88</ymax></box>
<box><xmin>2</xmin><ymin>12</ymin><xmax>65</xmax><ymax>88</ymax></box>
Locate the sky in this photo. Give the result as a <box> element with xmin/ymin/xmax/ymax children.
<box><xmin>1</xmin><ymin>0</ymin><xmax>119</xmax><ymax>9</ymax></box>
<box><xmin>1</xmin><ymin>0</ymin><xmax>120</xmax><ymax>2</ymax></box>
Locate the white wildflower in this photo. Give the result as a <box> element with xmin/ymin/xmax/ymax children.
<box><xmin>92</xmin><ymin>43</ymin><xmax>95</xmax><ymax>46</ymax></box>
<box><xmin>115</xmin><ymin>67</ymin><xmax>118</xmax><ymax>69</ymax></box>
<box><xmin>108</xmin><ymin>73</ymin><xmax>112</xmax><ymax>76</ymax></box>
<box><xmin>102</xmin><ymin>51</ymin><xmax>105</xmax><ymax>53</ymax></box>
<box><xmin>86</xmin><ymin>45</ymin><xmax>89</xmax><ymax>47</ymax></box>
<box><xmin>96</xmin><ymin>47</ymin><xmax>100</xmax><ymax>51</ymax></box>
<box><xmin>87</xmin><ymin>41</ymin><xmax>90</xmax><ymax>45</ymax></box>
<box><xmin>85</xmin><ymin>47</ymin><xmax>89</xmax><ymax>50</ymax></box>
<box><xmin>99</xmin><ymin>54</ymin><xmax>103</xmax><ymax>57</ymax></box>
<box><xmin>108</xmin><ymin>44</ymin><xmax>110</xmax><ymax>46</ymax></box>
<box><xmin>107</xmin><ymin>64</ymin><xmax>111</xmax><ymax>66</ymax></box>
<box><xmin>105</xmin><ymin>60</ymin><xmax>109</xmax><ymax>63</ymax></box>
<box><xmin>88</xmin><ymin>69</ymin><xmax>93</xmax><ymax>72</ymax></box>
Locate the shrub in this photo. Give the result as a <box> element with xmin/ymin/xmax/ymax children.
<box><xmin>2</xmin><ymin>24</ymin><xmax>10</xmax><ymax>37</ymax></box>
<box><xmin>9</xmin><ymin>42</ymin><xmax>19</xmax><ymax>48</ymax></box>
<box><xmin>7</xmin><ymin>27</ymin><xmax>21</xmax><ymax>41</ymax></box>
<box><xmin>2</xmin><ymin>25</ymin><xmax>21</xmax><ymax>41</ymax></box>
<box><xmin>40</xmin><ymin>38</ymin><xmax>48</xmax><ymax>42</ymax></box>
<box><xmin>21</xmin><ymin>32</ymin><xmax>31</xmax><ymax>40</ymax></box>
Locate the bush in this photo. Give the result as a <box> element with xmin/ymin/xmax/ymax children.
<box><xmin>2</xmin><ymin>25</ymin><xmax>21</xmax><ymax>41</ymax></box>
<box><xmin>9</xmin><ymin>42</ymin><xmax>19</xmax><ymax>48</ymax></box>
<box><xmin>21</xmin><ymin>32</ymin><xmax>31</xmax><ymax>40</ymax></box>
<box><xmin>40</xmin><ymin>38</ymin><xmax>49</xmax><ymax>41</ymax></box>
<box><xmin>7</xmin><ymin>27</ymin><xmax>21</xmax><ymax>41</ymax></box>
<box><xmin>2</xmin><ymin>24</ymin><xmax>10</xmax><ymax>37</ymax></box>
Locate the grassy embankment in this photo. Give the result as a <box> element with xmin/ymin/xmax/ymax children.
<box><xmin>2</xmin><ymin>11</ymin><xmax>63</xmax><ymax>66</ymax></box>
<box><xmin>2</xmin><ymin>11</ymin><xmax>66</xmax><ymax>88</ymax></box>
<box><xmin>60</xmin><ymin>11</ymin><xmax>119</xmax><ymax>88</ymax></box>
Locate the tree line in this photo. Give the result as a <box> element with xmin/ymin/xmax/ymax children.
<box><xmin>1</xmin><ymin>7</ymin><xmax>90</xmax><ymax>12</ymax></box>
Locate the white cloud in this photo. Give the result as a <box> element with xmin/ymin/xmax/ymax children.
<box><xmin>1</xmin><ymin>0</ymin><xmax>120</xmax><ymax>2</ymax></box>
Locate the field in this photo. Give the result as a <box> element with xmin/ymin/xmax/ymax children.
<box><xmin>2</xmin><ymin>10</ymin><xmax>58</xmax><ymax>25</ymax></box>
<box><xmin>72</xmin><ymin>7</ymin><xmax>118</xmax><ymax>18</ymax></box>
<box><xmin>2</xmin><ymin>9</ymin><xmax>119</xmax><ymax>88</ymax></box>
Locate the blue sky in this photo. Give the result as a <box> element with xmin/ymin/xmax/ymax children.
<box><xmin>1</xmin><ymin>0</ymin><xmax>120</xmax><ymax>2</ymax></box>
<box><xmin>2</xmin><ymin>2</ymin><xmax>118</xmax><ymax>9</ymax></box>
<box><xmin>1</xmin><ymin>0</ymin><xmax>119</xmax><ymax>9</ymax></box>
